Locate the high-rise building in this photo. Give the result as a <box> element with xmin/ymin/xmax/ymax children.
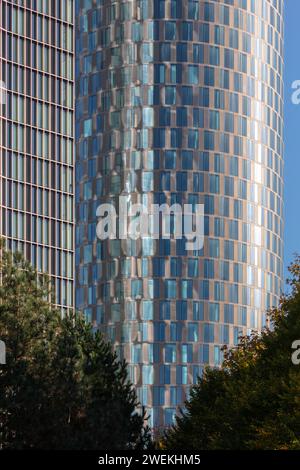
<box><xmin>75</xmin><ymin>0</ymin><xmax>284</xmax><ymax>429</ymax></box>
<box><xmin>0</xmin><ymin>0</ymin><xmax>75</xmax><ymax>312</ymax></box>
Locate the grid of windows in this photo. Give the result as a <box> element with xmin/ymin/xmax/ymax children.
<box><xmin>76</xmin><ymin>0</ymin><xmax>284</xmax><ymax>429</ymax></box>
<box><xmin>0</xmin><ymin>0</ymin><xmax>75</xmax><ymax>311</ymax></box>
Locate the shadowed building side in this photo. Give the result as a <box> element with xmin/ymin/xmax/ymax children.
<box><xmin>0</xmin><ymin>0</ymin><xmax>75</xmax><ymax>312</ymax></box>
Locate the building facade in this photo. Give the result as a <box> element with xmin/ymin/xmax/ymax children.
<box><xmin>0</xmin><ymin>0</ymin><xmax>75</xmax><ymax>312</ymax></box>
<box><xmin>75</xmin><ymin>0</ymin><xmax>284</xmax><ymax>429</ymax></box>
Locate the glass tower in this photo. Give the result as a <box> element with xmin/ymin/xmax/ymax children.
<box><xmin>75</xmin><ymin>0</ymin><xmax>284</xmax><ymax>430</ymax></box>
<box><xmin>0</xmin><ymin>0</ymin><xmax>75</xmax><ymax>312</ymax></box>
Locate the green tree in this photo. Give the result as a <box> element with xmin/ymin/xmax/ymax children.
<box><xmin>164</xmin><ymin>259</ymin><xmax>300</xmax><ymax>450</ymax></box>
<box><xmin>0</xmin><ymin>242</ymin><xmax>151</xmax><ymax>449</ymax></box>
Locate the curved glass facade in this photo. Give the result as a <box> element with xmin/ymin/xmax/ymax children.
<box><xmin>75</xmin><ymin>0</ymin><xmax>284</xmax><ymax>429</ymax></box>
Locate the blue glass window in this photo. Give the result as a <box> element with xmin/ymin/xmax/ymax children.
<box><xmin>176</xmin><ymin>172</ymin><xmax>187</xmax><ymax>191</ymax></box>
<box><xmin>209</xmin><ymin>110</ymin><xmax>220</xmax><ymax>130</ymax></box>
<box><xmin>142</xmin><ymin>365</ymin><xmax>153</xmax><ymax>385</ymax></box>
<box><xmin>209</xmin><ymin>174</ymin><xmax>220</xmax><ymax>193</ymax></box>
<box><xmin>181</xmin><ymin>86</ymin><xmax>193</xmax><ymax>105</ymax></box>
<box><xmin>160</xmin><ymin>301</ymin><xmax>171</xmax><ymax>320</ymax></box>
<box><xmin>188</xmin><ymin>258</ymin><xmax>199</xmax><ymax>277</ymax></box>
<box><xmin>204</xmin><ymin>66</ymin><xmax>215</xmax><ymax>86</ymax></box>
<box><xmin>176</xmin><ymin>365</ymin><xmax>188</xmax><ymax>385</ymax></box>
<box><xmin>171</xmin><ymin>0</ymin><xmax>182</xmax><ymax>18</ymax></box>
<box><xmin>193</xmin><ymin>108</ymin><xmax>204</xmax><ymax>127</ymax></box>
<box><xmin>165</xmin><ymin>279</ymin><xmax>177</xmax><ymax>298</ymax></box>
<box><xmin>165</xmin><ymin>344</ymin><xmax>176</xmax><ymax>363</ymax></box>
<box><xmin>204</xmin><ymin>194</ymin><xmax>214</xmax><ymax>214</ymax></box>
<box><xmin>204</xmin><ymin>323</ymin><xmax>214</xmax><ymax>343</ymax></box>
<box><xmin>215</xmin><ymin>25</ymin><xmax>225</xmax><ymax>45</ymax></box>
<box><xmin>204</xmin><ymin>131</ymin><xmax>215</xmax><ymax>150</ymax></box>
<box><xmin>83</xmin><ymin>118</ymin><xmax>92</xmax><ymax>137</ymax></box>
<box><xmin>176</xmin><ymin>300</ymin><xmax>187</xmax><ymax>320</ymax></box>
<box><xmin>224</xmin><ymin>304</ymin><xmax>234</xmax><ymax>323</ymax></box>
<box><xmin>188</xmin><ymin>65</ymin><xmax>199</xmax><ymax>84</ymax></box>
<box><xmin>153</xmin><ymin>387</ymin><xmax>165</xmax><ymax>406</ymax></box>
<box><xmin>193</xmin><ymin>366</ymin><xmax>203</xmax><ymax>384</ymax></box>
<box><xmin>171</xmin><ymin>128</ymin><xmax>182</xmax><ymax>148</ymax></box>
<box><xmin>154</xmin><ymin>322</ymin><xmax>166</xmax><ymax>341</ymax></box>
<box><xmin>154</xmin><ymin>0</ymin><xmax>165</xmax><ymax>18</ymax></box>
<box><xmin>199</xmin><ymin>87</ymin><xmax>209</xmax><ymax>107</ymax></box>
<box><xmin>165</xmin><ymin>150</ymin><xmax>176</xmax><ymax>169</ymax></box>
<box><xmin>209</xmin><ymin>303</ymin><xmax>220</xmax><ymax>322</ymax></box>
<box><xmin>188</xmin><ymin>323</ymin><xmax>199</xmax><ymax>342</ymax></box>
<box><xmin>153</xmin><ymin>128</ymin><xmax>165</xmax><ymax>148</ymax></box>
<box><xmin>238</xmin><ymin>306</ymin><xmax>247</xmax><ymax>326</ymax></box>
<box><xmin>181</xmin><ymin>22</ymin><xmax>193</xmax><ymax>40</ymax></box>
<box><xmin>171</xmin><ymin>257</ymin><xmax>182</xmax><ymax>276</ymax></box>
<box><xmin>165</xmin><ymin>86</ymin><xmax>176</xmax><ymax>105</ymax></box>
<box><xmin>209</xmin><ymin>46</ymin><xmax>220</xmax><ymax>65</ymax></box>
<box><xmin>188</xmin><ymin>0</ymin><xmax>199</xmax><ymax>19</ymax></box>
<box><xmin>204</xmin><ymin>2</ymin><xmax>214</xmax><ymax>21</ymax></box>
<box><xmin>220</xmin><ymin>324</ymin><xmax>229</xmax><ymax>344</ymax></box>
<box><xmin>224</xmin><ymin>48</ymin><xmax>234</xmax><ymax>69</ymax></box>
<box><xmin>182</xmin><ymin>344</ymin><xmax>193</xmax><ymax>362</ymax></box>
<box><xmin>181</xmin><ymin>279</ymin><xmax>193</xmax><ymax>298</ymax></box>
<box><xmin>199</xmin><ymin>23</ymin><xmax>210</xmax><ymax>42</ymax></box>
<box><xmin>170</xmin><ymin>322</ymin><xmax>182</xmax><ymax>341</ymax></box>
<box><xmin>214</xmin><ymin>346</ymin><xmax>222</xmax><ymax>366</ymax></box>
<box><xmin>170</xmin><ymin>64</ymin><xmax>182</xmax><ymax>83</ymax></box>
<box><xmin>193</xmin><ymin>44</ymin><xmax>204</xmax><ymax>63</ymax></box>
<box><xmin>160</xmin><ymin>171</ymin><xmax>171</xmax><ymax>190</ymax></box>
<box><xmin>165</xmin><ymin>408</ymin><xmax>176</xmax><ymax>426</ymax></box>
<box><xmin>165</xmin><ymin>21</ymin><xmax>176</xmax><ymax>40</ymax></box>
<box><xmin>176</xmin><ymin>43</ymin><xmax>188</xmax><ymax>61</ymax></box>
<box><xmin>193</xmin><ymin>173</ymin><xmax>204</xmax><ymax>191</ymax></box>
<box><xmin>188</xmin><ymin>129</ymin><xmax>199</xmax><ymax>149</ymax></box>
<box><xmin>159</xmin><ymin>43</ymin><xmax>171</xmax><ymax>61</ymax></box>
<box><xmin>170</xmin><ymin>387</ymin><xmax>183</xmax><ymax>406</ymax></box>
<box><xmin>154</xmin><ymin>64</ymin><xmax>165</xmax><ymax>83</ymax></box>
<box><xmin>159</xmin><ymin>365</ymin><xmax>171</xmax><ymax>385</ymax></box>
<box><xmin>182</xmin><ymin>150</ymin><xmax>193</xmax><ymax>169</ymax></box>
<box><xmin>176</xmin><ymin>107</ymin><xmax>187</xmax><ymax>126</ymax></box>
<box><xmin>160</xmin><ymin>107</ymin><xmax>171</xmax><ymax>126</ymax></box>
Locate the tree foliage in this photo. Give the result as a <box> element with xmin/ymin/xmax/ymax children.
<box><xmin>0</xmin><ymin>242</ymin><xmax>150</xmax><ymax>449</ymax></box>
<box><xmin>164</xmin><ymin>259</ymin><xmax>300</xmax><ymax>450</ymax></box>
